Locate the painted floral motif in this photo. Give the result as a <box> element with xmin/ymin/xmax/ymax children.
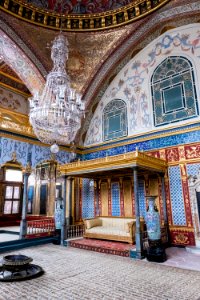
<box><xmin>85</xmin><ymin>25</ymin><xmax>200</xmax><ymax>146</ymax></box>
<box><xmin>0</xmin><ymin>87</ymin><xmax>28</xmax><ymax>114</ymax></box>
<box><xmin>185</xmin><ymin>145</ymin><xmax>200</xmax><ymax>159</ymax></box>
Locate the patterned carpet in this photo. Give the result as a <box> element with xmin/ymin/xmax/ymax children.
<box><xmin>69</xmin><ymin>238</ymin><xmax>135</xmax><ymax>257</ymax></box>
<box><xmin>1</xmin><ymin>244</ymin><xmax>200</xmax><ymax>300</ymax></box>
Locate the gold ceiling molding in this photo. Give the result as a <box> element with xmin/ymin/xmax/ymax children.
<box><xmin>0</xmin><ymin>0</ymin><xmax>170</xmax><ymax>32</ymax></box>
<box><xmin>0</xmin><ymin>106</ymin><xmax>34</xmax><ymax>136</ymax></box>
<box><xmin>0</xmin><ymin>82</ymin><xmax>30</xmax><ymax>98</ymax></box>
<box><xmin>59</xmin><ymin>150</ymin><xmax>167</xmax><ymax>176</ymax></box>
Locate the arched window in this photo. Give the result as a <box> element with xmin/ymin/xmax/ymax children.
<box><xmin>103</xmin><ymin>99</ymin><xmax>127</xmax><ymax>141</ymax></box>
<box><xmin>151</xmin><ymin>56</ymin><xmax>198</xmax><ymax>127</ymax></box>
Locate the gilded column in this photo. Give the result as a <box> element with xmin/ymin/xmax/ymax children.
<box><xmin>20</xmin><ymin>163</ymin><xmax>31</xmax><ymax>239</ymax></box>
<box><xmin>133</xmin><ymin>167</ymin><xmax>143</xmax><ymax>259</ymax></box>
<box><xmin>61</xmin><ymin>175</ymin><xmax>67</xmax><ymax>245</ymax></box>
<box><xmin>47</xmin><ymin>162</ymin><xmax>57</xmax><ymax>217</ymax></box>
<box><xmin>144</xmin><ymin>174</ymin><xmax>149</xmax><ymax>210</ymax></box>
<box><xmin>107</xmin><ymin>178</ymin><xmax>112</xmax><ymax>216</ymax></box>
<box><xmin>158</xmin><ymin>176</ymin><xmax>165</xmax><ymax>225</ymax></box>
<box><xmin>33</xmin><ymin>168</ymin><xmax>40</xmax><ymax>215</ymax></box>
<box><xmin>94</xmin><ymin>180</ymin><xmax>98</xmax><ymax>217</ymax></box>
<box><xmin>79</xmin><ymin>178</ymin><xmax>82</xmax><ymax>221</ymax></box>
<box><xmin>98</xmin><ymin>180</ymin><xmax>102</xmax><ymax>216</ymax></box>
<box><xmin>131</xmin><ymin>177</ymin><xmax>135</xmax><ymax>216</ymax></box>
<box><xmin>68</xmin><ymin>177</ymin><xmax>73</xmax><ymax>225</ymax></box>
<box><xmin>164</xmin><ymin>171</ymin><xmax>173</xmax><ymax>226</ymax></box>
<box><xmin>119</xmin><ymin>177</ymin><xmax>125</xmax><ymax>216</ymax></box>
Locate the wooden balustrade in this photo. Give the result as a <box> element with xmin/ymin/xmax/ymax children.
<box><xmin>26</xmin><ymin>218</ymin><xmax>56</xmax><ymax>238</ymax></box>
<box><xmin>65</xmin><ymin>224</ymin><xmax>85</xmax><ymax>240</ymax></box>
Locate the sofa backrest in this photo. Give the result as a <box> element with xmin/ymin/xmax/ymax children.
<box><xmin>84</xmin><ymin>217</ymin><xmax>145</xmax><ymax>231</ymax></box>
<box><xmin>99</xmin><ymin>217</ymin><xmax>135</xmax><ymax>231</ymax></box>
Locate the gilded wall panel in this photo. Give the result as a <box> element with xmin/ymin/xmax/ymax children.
<box><xmin>123</xmin><ymin>180</ymin><xmax>133</xmax><ymax>217</ymax></box>
<box><xmin>101</xmin><ymin>182</ymin><xmax>108</xmax><ymax>216</ymax></box>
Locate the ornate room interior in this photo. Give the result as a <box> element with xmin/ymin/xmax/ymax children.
<box><xmin>1</xmin><ymin>0</ymin><xmax>200</xmax><ymax>290</ymax></box>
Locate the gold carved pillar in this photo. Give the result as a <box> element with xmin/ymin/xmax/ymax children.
<box><xmin>33</xmin><ymin>159</ymin><xmax>57</xmax><ymax>217</ymax></box>
<box><xmin>119</xmin><ymin>177</ymin><xmax>125</xmax><ymax>216</ymax></box>
<box><xmin>107</xmin><ymin>178</ymin><xmax>112</xmax><ymax>216</ymax></box>
<box><xmin>33</xmin><ymin>167</ymin><xmax>41</xmax><ymax>215</ymax></box>
<box><xmin>47</xmin><ymin>162</ymin><xmax>57</xmax><ymax>217</ymax></box>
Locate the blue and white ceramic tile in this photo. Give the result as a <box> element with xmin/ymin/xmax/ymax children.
<box><xmin>111</xmin><ymin>182</ymin><xmax>120</xmax><ymax>216</ymax></box>
<box><xmin>187</xmin><ymin>163</ymin><xmax>200</xmax><ymax>177</ymax></box>
<box><xmin>168</xmin><ymin>166</ymin><xmax>186</xmax><ymax>225</ymax></box>
<box><xmin>0</xmin><ymin>136</ymin><xmax>70</xmax><ymax>167</ymax></box>
<box><xmin>138</xmin><ymin>180</ymin><xmax>146</xmax><ymax>218</ymax></box>
<box><xmin>82</xmin><ymin>178</ymin><xmax>95</xmax><ymax>219</ymax></box>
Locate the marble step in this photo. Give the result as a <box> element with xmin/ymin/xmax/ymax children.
<box><xmin>186</xmin><ymin>246</ymin><xmax>200</xmax><ymax>255</ymax></box>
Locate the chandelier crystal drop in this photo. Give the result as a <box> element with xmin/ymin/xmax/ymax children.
<box><xmin>29</xmin><ymin>34</ymin><xmax>85</xmax><ymax>149</ymax></box>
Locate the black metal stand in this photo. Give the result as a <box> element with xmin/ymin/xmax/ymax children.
<box><xmin>146</xmin><ymin>239</ymin><xmax>167</xmax><ymax>263</ymax></box>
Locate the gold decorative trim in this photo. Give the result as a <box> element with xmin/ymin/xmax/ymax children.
<box><xmin>60</xmin><ymin>150</ymin><xmax>167</xmax><ymax>176</ymax></box>
<box><xmin>0</xmin><ymin>70</ymin><xmax>24</xmax><ymax>85</ymax></box>
<box><xmin>0</xmin><ymin>0</ymin><xmax>170</xmax><ymax>32</ymax></box>
<box><xmin>0</xmin><ymin>82</ymin><xmax>31</xmax><ymax>98</ymax></box>
<box><xmin>169</xmin><ymin>226</ymin><xmax>194</xmax><ymax>232</ymax></box>
<box><xmin>168</xmin><ymin>158</ymin><xmax>200</xmax><ymax>166</ymax></box>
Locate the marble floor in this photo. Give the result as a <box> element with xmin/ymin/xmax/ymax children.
<box><xmin>163</xmin><ymin>247</ymin><xmax>200</xmax><ymax>271</ymax></box>
<box><xmin>0</xmin><ymin>226</ymin><xmax>19</xmax><ymax>242</ymax></box>
<box><xmin>1</xmin><ymin>244</ymin><xmax>200</xmax><ymax>300</ymax></box>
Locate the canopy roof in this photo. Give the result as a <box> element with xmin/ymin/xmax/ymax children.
<box><xmin>59</xmin><ymin>150</ymin><xmax>167</xmax><ymax>178</ymax></box>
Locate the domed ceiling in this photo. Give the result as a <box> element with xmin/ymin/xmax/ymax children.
<box><xmin>24</xmin><ymin>0</ymin><xmax>133</xmax><ymax>14</ymax></box>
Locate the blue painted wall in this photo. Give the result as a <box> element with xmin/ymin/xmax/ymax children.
<box><xmin>0</xmin><ymin>136</ymin><xmax>71</xmax><ymax>166</ymax></box>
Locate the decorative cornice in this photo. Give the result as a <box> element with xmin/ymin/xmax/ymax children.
<box><xmin>81</xmin><ymin>121</ymin><xmax>200</xmax><ymax>153</ymax></box>
<box><xmin>0</xmin><ymin>0</ymin><xmax>170</xmax><ymax>32</ymax></box>
<box><xmin>169</xmin><ymin>226</ymin><xmax>194</xmax><ymax>232</ymax></box>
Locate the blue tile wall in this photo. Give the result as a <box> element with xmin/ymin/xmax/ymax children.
<box><xmin>82</xmin><ymin>178</ymin><xmax>95</xmax><ymax>219</ymax></box>
<box><xmin>187</xmin><ymin>163</ymin><xmax>200</xmax><ymax>177</ymax></box>
<box><xmin>168</xmin><ymin>166</ymin><xmax>186</xmax><ymax>225</ymax></box>
<box><xmin>138</xmin><ymin>180</ymin><xmax>146</xmax><ymax>218</ymax></box>
<box><xmin>111</xmin><ymin>182</ymin><xmax>120</xmax><ymax>216</ymax></box>
<box><xmin>82</xmin><ymin>128</ymin><xmax>200</xmax><ymax>161</ymax></box>
<box><xmin>0</xmin><ymin>136</ymin><xmax>70</xmax><ymax>166</ymax></box>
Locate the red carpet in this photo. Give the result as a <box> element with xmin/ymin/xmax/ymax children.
<box><xmin>69</xmin><ymin>238</ymin><xmax>135</xmax><ymax>257</ymax></box>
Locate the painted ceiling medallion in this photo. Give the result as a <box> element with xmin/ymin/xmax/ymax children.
<box><xmin>23</xmin><ymin>0</ymin><xmax>133</xmax><ymax>14</ymax></box>
<box><xmin>0</xmin><ymin>0</ymin><xmax>171</xmax><ymax>31</ymax></box>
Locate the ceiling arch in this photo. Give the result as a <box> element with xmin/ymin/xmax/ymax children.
<box><xmin>0</xmin><ymin>29</ymin><xmax>44</xmax><ymax>94</ymax></box>
<box><xmin>78</xmin><ymin>0</ymin><xmax>200</xmax><ymax>145</ymax></box>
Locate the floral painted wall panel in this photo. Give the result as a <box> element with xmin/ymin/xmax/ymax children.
<box><xmin>0</xmin><ymin>87</ymin><xmax>28</xmax><ymax>114</ymax></box>
<box><xmin>85</xmin><ymin>24</ymin><xmax>200</xmax><ymax>146</ymax></box>
<box><xmin>0</xmin><ymin>137</ymin><xmax>70</xmax><ymax>166</ymax></box>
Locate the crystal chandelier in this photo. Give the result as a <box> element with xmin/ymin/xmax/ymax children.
<box><xmin>29</xmin><ymin>34</ymin><xmax>85</xmax><ymax>152</ymax></box>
